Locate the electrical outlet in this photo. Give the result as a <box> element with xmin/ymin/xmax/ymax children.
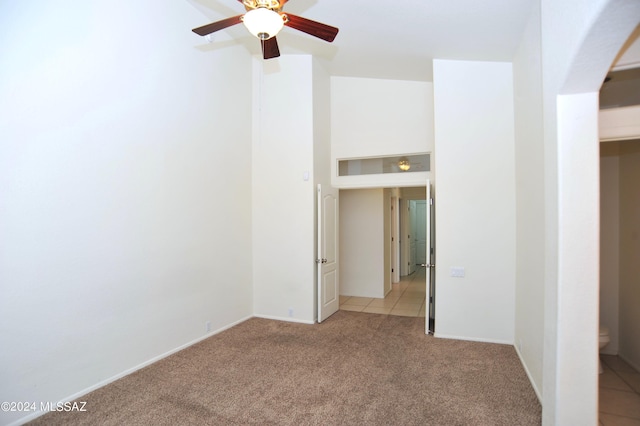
<box><xmin>288</xmin><ymin>307</ymin><xmax>293</xmax><ymax>317</ymax></box>
<box><xmin>205</xmin><ymin>321</ymin><xmax>211</xmax><ymax>333</ymax></box>
<box><xmin>450</xmin><ymin>267</ymin><xmax>465</xmax><ymax>278</ymax></box>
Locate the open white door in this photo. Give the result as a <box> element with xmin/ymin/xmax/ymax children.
<box><xmin>391</xmin><ymin>196</ymin><xmax>400</xmax><ymax>283</ymax></box>
<box><xmin>317</xmin><ymin>184</ymin><xmax>339</xmax><ymax>323</ymax></box>
<box><xmin>425</xmin><ymin>180</ymin><xmax>434</xmax><ymax>334</ymax></box>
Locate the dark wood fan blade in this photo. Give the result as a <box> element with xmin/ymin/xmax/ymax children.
<box><xmin>261</xmin><ymin>37</ymin><xmax>280</xmax><ymax>59</ymax></box>
<box><xmin>192</xmin><ymin>15</ymin><xmax>243</xmax><ymax>36</ymax></box>
<box><xmin>284</xmin><ymin>13</ymin><xmax>338</xmax><ymax>42</ymax></box>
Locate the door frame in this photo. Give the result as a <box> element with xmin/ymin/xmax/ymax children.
<box><xmin>337</xmin><ymin>184</ymin><xmax>435</xmax><ymax>334</ymax></box>
<box><xmin>426</xmin><ymin>181</ymin><xmax>434</xmax><ymax>334</ymax></box>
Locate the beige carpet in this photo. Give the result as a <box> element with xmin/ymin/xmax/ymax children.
<box><xmin>30</xmin><ymin>311</ymin><xmax>541</xmax><ymax>425</ymax></box>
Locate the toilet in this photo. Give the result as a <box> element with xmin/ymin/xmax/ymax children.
<box><xmin>599</xmin><ymin>325</ymin><xmax>610</xmax><ymax>374</ymax></box>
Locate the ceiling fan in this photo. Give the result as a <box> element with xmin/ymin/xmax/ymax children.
<box><xmin>192</xmin><ymin>0</ymin><xmax>339</xmax><ymax>60</ymax></box>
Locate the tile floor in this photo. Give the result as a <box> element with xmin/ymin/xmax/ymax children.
<box><xmin>339</xmin><ymin>268</ymin><xmax>426</xmax><ymax>317</ymax></box>
<box><xmin>599</xmin><ymin>354</ymin><xmax>640</xmax><ymax>425</ymax></box>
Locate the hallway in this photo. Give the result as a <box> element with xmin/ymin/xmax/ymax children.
<box><xmin>339</xmin><ymin>267</ymin><xmax>427</xmax><ymax>317</ymax></box>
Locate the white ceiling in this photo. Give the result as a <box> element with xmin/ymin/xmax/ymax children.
<box><xmin>189</xmin><ymin>0</ymin><xmax>538</xmax><ymax>81</ymax></box>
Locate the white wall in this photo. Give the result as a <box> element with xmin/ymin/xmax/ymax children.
<box><xmin>0</xmin><ymin>1</ymin><xmax>253</xmax><ymax>424</ymax></box>
<box><xmin>329</xmin><ymin>76</ymin><xmax>434</xmax><ymax>296</ymax></box>
<box><xmin>512</xmin><ymin>0</ymin><xmax>545</xmax><ymax>399</ymax></box>
<box><xmin>555</xmin><ymin>92</ymin><xmax>601</xmax><ymax>421</ymax></box>
<box><xmin>252</xmin><ymin>55</ymin><xmax>322</xmax><ymax>323</ymax></box>
<box><xmin>432</xmin><ymin>59</ymin><xmax>516</xmax><ymax>344</ymax></box>
<box><xmin>339</xmin><ymin>189</ymin><xmax>386</xmax><ymax>298</ymax></box>
<box><xmin>539</xmin><ymin>1</ymin><xmax>640</xmax><ymax>423</ymax></box>
<box><xmin>618</xmin><ymin>140</ymin><xmax>640</xmax><ymax>370</ymax></box>
<box><xmin>313</xmin><ymin>60</ymin><xmax>333</xmax><ymax>318</ymax></box>
<box><xmin>600</xmin><ymin>143</ymin><xmax>621</xmax><ymax>355</ymax></box>
<box><xmin>331</xmin><ymin>77</ymin><xmax>434</xmax><ymax>188</ymax></box>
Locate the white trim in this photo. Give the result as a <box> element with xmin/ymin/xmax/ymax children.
<box><xmin>514</xmin><ymin>343</ymin><xmax>543</xmax><ymax>403</ymax></box>
<box><xmin>611</xmin><ymin>60</ymin><xmax>640</xmax><ymax>71</ymax></box>
<box><xmin>253</xmin><ymin>314</ymin><xmax>315</xmax><ymax>325</ymax></box>
<box><xmin>433</xmin><ymin>333</ymin><xmax>513</xmax><ymax>346</ymax></box>
<box><xmin>601</xmin><ymin>135</ymin><xmax>640</xmax><ymax>142</ymax></box>
<box><xmin>331</xmin><ymin>152</ymin><xmax>432</xmax><ymax>189</ymax></box>
<box><xmin>599</xmin><ymin>105</ymin><xmax>640</xmax><ymax>142</ymax></box>
<box><xmin>11</xmin><ymin>315</ymin><xmax>253</xmax><ymax>426</ymax></box>
<box><xmin>332</xmin><ymin>172</ymin><xmax>431</xmax><ymax>189</ymax></box>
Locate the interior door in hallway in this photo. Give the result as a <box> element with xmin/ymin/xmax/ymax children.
<box><xmin>317</xmin><ymin>184</ymin><xmax>339</xmax><ymax>322</ymax></box>
<box><xmin>409</xmin><ymin>201</ymin><xmax>417</xmax><ymax>274</ymax></box>
<box><xmin>414</xmin><ymin>200</ymin><xmax>428</xmax><ymax>265</ymax></box>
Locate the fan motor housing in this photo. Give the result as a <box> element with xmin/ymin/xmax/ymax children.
<box><xmin>243</xmin><ymin>0</ymin><xmax>282</xmax><ymax>12</ymax></box>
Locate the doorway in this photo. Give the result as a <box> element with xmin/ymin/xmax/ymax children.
<box><xmin>338</xmin><ymin>185</ymin><xmax>435</xmax><ymax>334</ymax></box>
<box><xmin>598</xmin><ymin>43</ymin><xmax>640</xmax><ymax>367</ymax></box>
<box><xmin>398</xmin><ymin>186</ymin><xmax>435</xmax><ymax>333</ymax></box>
<box><xmin>547</xmin><ymin>3</ymin><xmax>640</xmax><ymax>422</ymax></box>
<box><xmin>599</xmin><ymin>139</ymin><xmax>640</xmax><ymax>361</ymax></box>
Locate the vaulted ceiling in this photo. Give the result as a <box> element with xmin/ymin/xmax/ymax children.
<box><xmin>189</xmin><ymin>0</ymin><xmax>640</xmax><ymax>106</ymax></box>
<box><xmin>189</xmin><ymin>0</ymin><xmax>537</xmax><ymax>81</ymax></box>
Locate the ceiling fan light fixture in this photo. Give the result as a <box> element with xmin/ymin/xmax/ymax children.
<box><xmin>242</xmin><ymin>8</ymin><xmax>284</xmax><ymax>40</ymax></box>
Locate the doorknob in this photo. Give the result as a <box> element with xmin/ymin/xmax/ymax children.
<box><xmin>316</xmin><ymin>258</ymin><xmax>328</xmax><ymax>264</ymax></box>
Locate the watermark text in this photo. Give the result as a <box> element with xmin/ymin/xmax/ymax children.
<box><xmin>1</xmin><ymin>401</ymin><xmax>87</xmax><ymax>412</ymax></box>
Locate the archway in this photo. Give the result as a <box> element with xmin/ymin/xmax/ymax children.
<box><xmin>544</xmin><ymin>0</ymin><xmax>640</xmax><ymax>424</ymax></box>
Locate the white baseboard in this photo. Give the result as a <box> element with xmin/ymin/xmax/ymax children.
<box><xmin>254</xmin><ymin>314</ymin><xmax>315</xmax><ymax>325</ymax></box>
<box><xmin>433</xmin><ymin>332</ymin><xmax>513</xmax><ymax>346</ymax></box>
<box><xmin>9</xmin><ymin>315</ymin><xmax>253</xmax><ymax>426</ymax></box>
<box><xmin>514</xmin><ymin>342</ymin><xmax>543</xmax><ymax>403</ymax></box>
